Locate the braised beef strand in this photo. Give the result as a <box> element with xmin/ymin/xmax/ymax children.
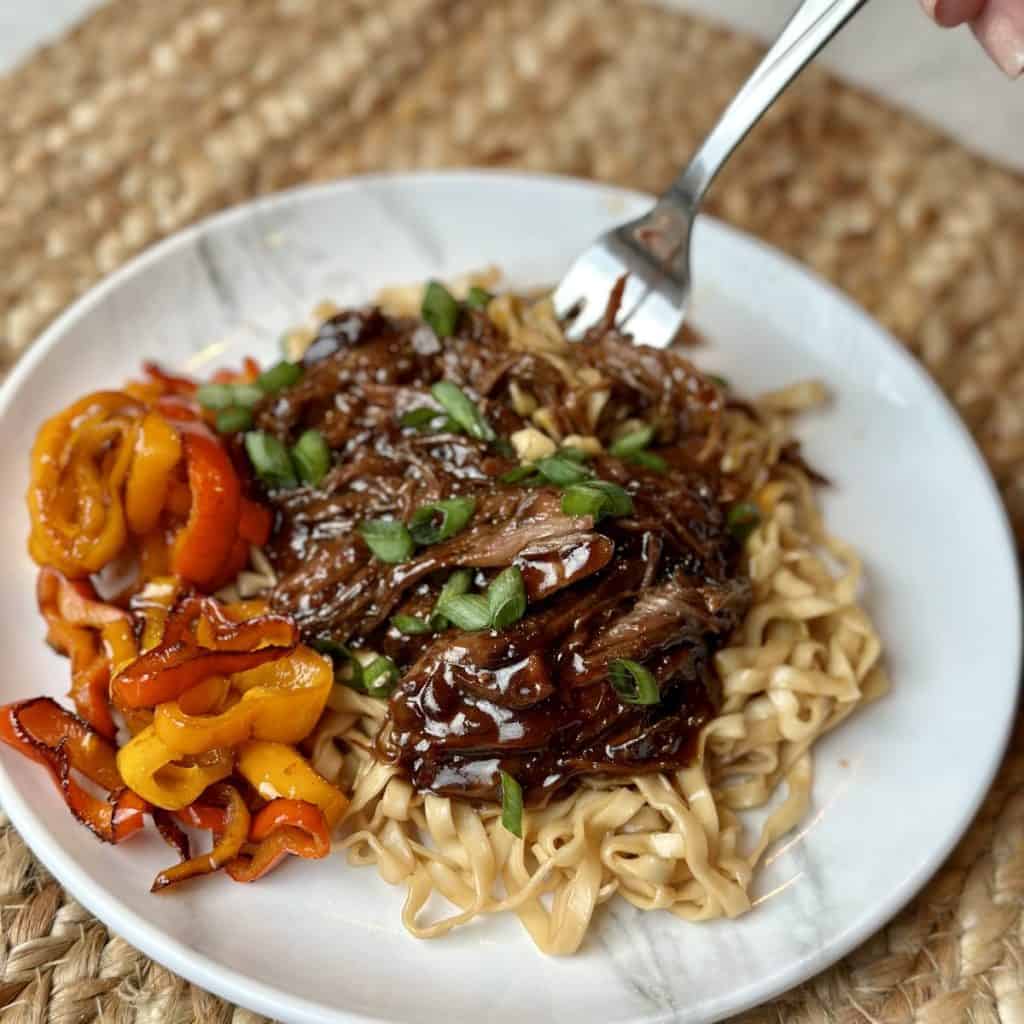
<box><xmin>258</xmin><ymin>302</ymin><xmax>752</xmax><ymax>803</ymax></box>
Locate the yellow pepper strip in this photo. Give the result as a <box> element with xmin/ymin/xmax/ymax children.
<box><xmin>152</xmin><ymin>647</ymin><xmax>332</xmax><ymax>757</ymax></box>
<box><xmin>116</xmin><ymin>725</ymin><xmax>233</xmax><ymax>811</ymax></box>
<box><xmin>131</xmin><ymin>577</ymin><xmax>181</xmax><ymax>653</ymax></box>
<box><xmin>101</xmin><ymin>620</ymin><xmax>138</xmax><ymax>677</ymax></box>
<box><xmin>236</xmin><ymin>739</ymin><xmax>348</xmax><ymax>827</ymax></box>
<box><xmin>125</xmin><ymin>412</ymin><xmax>182</xmax><ymax>536</ymax></box>
<box><xmin>177</xmin><ymin>675</ymin><xmax>231</xmax><ymax>715</ymax></box>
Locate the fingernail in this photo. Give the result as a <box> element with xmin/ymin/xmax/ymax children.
<box><xmin>973</xmin><ymin>2</ymin><xmax>1024</xmax><ymax>78</ymax></box>
<box><xmin>921</xmin><ymin>0</ymin><xmax>985</xmax><ymax>27</ymax></box>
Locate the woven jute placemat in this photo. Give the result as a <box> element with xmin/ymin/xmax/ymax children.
<box><xmin>2</xmin><ymin>1</ymin><xmax>1023</xmax><ymax>1021</ymax></box>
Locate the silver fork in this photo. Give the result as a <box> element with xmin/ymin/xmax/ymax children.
<box><xmin>554</xmin><ymin>0</ymin><xmax>872</xmax><ymax>348</ymax></box>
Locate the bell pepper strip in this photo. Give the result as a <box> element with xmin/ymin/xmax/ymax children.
<box><xmin>111</xmin><ymin>597</ymin><xmax>298</xmax><ymax>709</ymax></box>
<box><xmin>236</xmin><ymin>740</ymin><xmax>348</xmax><ymax>827</ymax></box>
<box><xmin>212</xmin><ymin>357</ymin><xmax>261</xmax><ymax>385</ymax></box>
<box><xmin>152</xmin><ymin>807</ymin><xmax>191</xmax><ymax>863</ymax></box>
<box><xmin>151</xmin><ymin>783</ymin><xmax>250</xmax><ymax>892</ymax></box>
<box><xmin>27</xmin><ymin>391</ymin><xmax>143</xmax><ymax>577</ymax></box>
<box><xmin>142</xmin><ymin>362</ymin><xmax>197</xmax><ymax>396</ymax></box>
<box><xmin>125</xmin><ymin>411</ymin><xmax>183</xmax><ymax>536</ymax></box>
<box><xmin>176</xmin><ymin>674</ymin><xmax>232</xmax><ymax>716</ymax></box>
<box><xmin>170</xmin><ymin>425</ymin><xmax>241</xmax><ymax>589</ymax></box>
<box><xmin>102</xmin><ymin>619</ymin><xmax>139</xmax><ymax>677</ymax></box>
<box><xmin>238</xmin><ymin>499</ymin><xmax>272</xmax><ymax>547</ymax></box>
<box><xmin>207</xmin><ymin>535</ymin><xmax>250</xmax><ymax>593</ymax></box>
<box><xmin>131</xmin><ymin>577</ymin><xmax>181</xmax><ymax>653</ymax></box>
<box><xmin>174</xmin><ymin>801</ymin><xmax>228</xmax><ymax>833</ymax></box>
<box><xmin>37</xmin><ymin>569</ymin><xmax>129</xmax><ymax>739</ymax></box>
<box><xmin>116</xmin><ymin>725</ymin><xmax>233</xmax><ymax>810</ymax></box>
<box><xmin>153</xmin><ymin>647</ymin><xmax>332</xmax><ymax>756</ymax></box>
<box><xmin>225</xmin><ymin>799</ymin><xmax>330</xmax><ymax>883</ymax></box>
<box><xmin>0</xmin><ymin>698</ymin><xmax>146</xmax><ymax>843</ymax></box>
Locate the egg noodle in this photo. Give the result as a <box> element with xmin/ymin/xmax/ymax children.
<box><xmin>308</xmin><ymin>350</ymin><xmax>889</xmax><ymax>954</ymax></box>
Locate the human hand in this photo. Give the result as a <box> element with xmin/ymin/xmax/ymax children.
<box><xmin>920</xmin><ymin>0</ymin><xmax>1024</xmax><ymax>78</ymax></box>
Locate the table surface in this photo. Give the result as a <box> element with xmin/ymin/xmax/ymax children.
<box><xmin>2</xmin><ymin>0</ymin><xmax>1022</xmax><ymax>171</ymax></box>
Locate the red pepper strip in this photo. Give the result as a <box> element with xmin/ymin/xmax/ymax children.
<box><xmin>238</xmin><ymin>499</ymin><xmax>272</xmax><ymax>547</ymax></box>
<box><xmin>155</xmin><ymin>396</ymin><xmax>201</xmax><ymax>422</ymax></box>
<box><xmin>152</xmin><ymin>808</ymin><xmax>191</xmax><ymax>862</ymax></box>
<box><xmin>162</xmin><ymin>596</ymin><xmax>296</xmax><ymax>653</ymax></box>
<box><xmin>37</xmin><ymin>569</ymin><xmax>129</xmax><ymax>629</ymax></box>
<box><xmin>207</xmin><ymin>536</ymin><xmax>250</xmax><ymax>593</ymax></box>
<box><xmin>151</xmin><ymin>783</ymin><xmax>250</xmax><ymax>891</ymax></box>
<box><xmin>0</xmin><ymin>698</ymin><xmax>146</xmax><ymax>843</ymax></box>
<box><xmin>143</xmin><ymin>361</ymin><xmax>197</xmax><ymax>396</ymax></box>
<box><xmin>225</xmin><ymin>799</ymin><xmax>331</xmax><ymax>883</ymax></box>
<box><xmin>174</xmin><ymin>802</ymin><xmax>228</xmax><ymax>833</ymax></box>
<box><xmin>171</xmin><ymin>426</ymin><xmax>242</xmax><ymax>589</ymax></box>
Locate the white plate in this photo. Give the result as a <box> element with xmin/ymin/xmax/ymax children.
<box><xmin>0</xmin><ymin>172</ymin><xmax>1018</xmax><ymax>1024</ymax></box>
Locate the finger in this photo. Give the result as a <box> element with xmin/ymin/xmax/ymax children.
<box><xmin>920</xmin><ymin>0</ymin><xmax>987</xmax><ymax>27</ymax></box>
<box><xmin>973</xmin><ymin>0</ymin><xmax>1024</xmax><ymax>78</ymax></box>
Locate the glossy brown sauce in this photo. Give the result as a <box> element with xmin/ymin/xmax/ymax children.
<box><xmin>257</xmin><ymin>304</ymin><xmax>751</xmax><ymax>803</ymax></box>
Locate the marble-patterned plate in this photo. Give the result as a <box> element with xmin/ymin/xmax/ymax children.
<box><xmin>0</xmin><ymin>173</ymin><xmax>1018</xmax><ymax>1024</ymax></box>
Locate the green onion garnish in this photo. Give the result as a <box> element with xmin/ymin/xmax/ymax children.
<box><xmin>215</xmin><ymin>407</ymin><xmax>253</xmax><ymax>434</ymax></box>
<box><xmin>609</xmin><ymin>659</ymin><xmax>661</xmax><ymax>705</ymax></box>
<box><xmin>409</xmin><ymin>497</ymin><xmax>477</xmax><ymax>546</ymax></box>
<box><xmin>486</xmin><ymin>566</ymin><xmax>527</xmax><ymax>630</ymax></box>
<box><xmin>363</xmin><ymin>656</ymin><xmax>400</xmax><ymax>698</ymax></box>
<box><xmin>430</xmin><ymin>569</ymin><xmax>473</xmax><ymax>630</ymax></box>
<box><xmin>244</xmin><ymin>431</ymin><xmax>297</xmax><ymax>489</ymax></box>
<box><xmin>196</xmin><ymin>383</ymin><xmax>236</xmax><ymax>410</ymax></box>
<box><xmin>727</xmin><ymin>501</ymin><xmax>761</xmax><ymax>543</ymax></box>
<box><xmin>391</xmin><ymin>614</ymin><xmax>433</xmax><ymax>636</ymax></box>
<box><xmin>560</xmin><ymin>446</ymin><xmax>589</xmax><ymax>463</ymax></box>
<box><xmin>435</xmin><ymin>593</ymin><xmax>492</xmax><ymax>632</ymax></box>
<box><xmin>399</xmin><ymin>407</ymin><xmax>442</xmax><ymax>431</ymax></box>
<box><xmin>535</xmin><ymin>454</ymin><xmax>593</xmax><ymax>487</ymax></box>
<box><xmin>359</xmin><ymin>519</ymin><xmax>415</xmax><ymax>564</ymax></box>
<box><xmin>610</xmin><ymin>425</ymin><xmax>655</xmax><ymax>457</ymax></box>
<box><xmin>311</xmin><ymin>638</ymin><xmax>364</xmax><ymax>689</ymax></box>
<box><xmin>464</xmin><ymin>286</ymin><xmax>493</xmax><ymax>310</ymax></box>
<box><xmin>430</xmin><ymin>381</ymin><xmax>496</xmax><ymax>443</ymax></box>
<box><xmin>291</xmin><ymin>429</ymin><xmax>331</xmax><ymax>487</ymax></box>
<box><xmin>422</xmin><ymin>281</ymin><xmax>460</xmax><ymax>338</ymax></box>
<box><xmin>500</xmin><ymin>770</ymin><xmax>524</xmax><ymax>838</ymax></box>
<box><xmin>500</xmin><ymin>465</ymin><xmax>540</xmax><ymax>485</ymax></box>
<box><xmin>561</xmin><ymin>480</ymin><xmax>633</xmax><ymax>522</ymax></box>
<box><xmin>231</xmin><ymin>383</ymin><xmax>266</xmax><ymax>409</ymax></box>
<box><xmin>257</xmin><ymin>361</ymin><xmax>303</xmax><ymax>394</ymax></box>
<box><xmin>628</xmin><ymin>451</ymin><xmax>668</xmax><ymax>474</ymax></box>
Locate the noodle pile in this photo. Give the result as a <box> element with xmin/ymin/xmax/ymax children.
<box><xmin>309</xmin><ymin>378</ymin><xmax>889</xmax><ymax>953</ymax></box>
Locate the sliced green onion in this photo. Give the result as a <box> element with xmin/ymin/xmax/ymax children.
<box><xmin>500</xmin><ymin>770</ymin><xmax>524</xmax><ymax>838</ymax></box>
<box><xmin>609</xmin><ymin>659</ymin><xmax>661</xmax><ymax>705</ymax></box>
<box><xmin>464</xmin><ymin>286</ymin><xmax>493</xmax><ymax>310</ymax></box>
<box><xmin>409</xmin><ymin>497</ymin><xmax>476</xmax><ymax>546</ymax></box>
<box><xmin>727</xmin><ymin>501</ymin><xmax>761</xmax><ymax>543</ymax></box>
<box><xmin>399</xmin><ymin>406</ymin><xmax>442</xmax><ymax>431</ymax></box>
<box><xmin>430</xmin><ymin>569</ymin><xmax>473</xmax><ymax>630</ymax></box>
<box><xmin>610</xmin><ymin>424</ymin><xmax>655</xmax><ymax>457</ymax></box>
<box><xmin>436</xmin><ymin>593</ymin><xmax>492</xmax><ymax>632</ymax></box>
<box><xmin>310</xmin><ymin>639</ymin><xmax>364</xmax><ymax>690</ymax></box>
<box><xmin>430</xmin><ymin>381</ymin><xmax>496</xmax><ymax>442</ymax></box>
<box><xmin>500</xmin><ymin>465</ymin><xmax>540</xmax><ymax>485</ymax></box>
<box><xmin>422</xmin><ymin>281</ymin><xmax>460</xmax><ymax>338</ymax></box>
<box><xmin>257</xmin><ymin>361</ymin><xmax>303</xmax><ymax>394</ymax></box>
<box><xmin>230</xmin><ymin>383</ymin><xmax>266</xmax><ymax>409</ymax></box>
<box><xmin>391</xmin><ymin>614</ymin><xmax>433</xmax><ymax>636</ymax></box>
<box><xmin>486</xmin><ymin>567</ymin><xmax>527</xmax><ymax>630</ymax></box>
<box><xmin>560</xmin><ymin>446</ymin><xmax>589</xmax><ymax>463</ymax></box>
<box><xmin>561</xmin><ymin>480</ymin><xmax>633</xmax><ymax>522</ymax></box>
<box><xmin>363</xmin><ymin>656</ymin><xmax>400</xmax><ymax>698</ymax></box>
<box><xmin>628</xmin><ymin>451</ymin><xmax>668</xmax><ymax>474</ymax></box>
<box><xmin>244</xmin><ymin>431</ymin><xmax>297</xmax><ymax>489</ymax></box>
<box><xmin>196</xmin><ymin>383</ymin><xmax>237</xmax><ymax>410</ymax></box>
<box><xmin>291</xmin><ymin>429</ymin><xmax>331</xmax><ymax>487</ymax></box>
<box><xmin>535</xmin><ymin>454</ymin><xmax>593</xmax><ymax>487</ymax></box>
<box><xmin>492</xmin><ymin>438</ymin><xmax>516</xmax><ymax>460</ymax></box>
<box><xmin>359</xmin><ymin>519</ymin><xmax>415</xmax><ymax>564</ymax></box>
<box><xmin>215</xmin><ymin>407</ymin><xmax>252</xmax><ymax>434</ymax></box>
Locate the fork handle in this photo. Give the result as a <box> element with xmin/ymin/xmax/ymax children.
<box><xmin>667</xmin><ymin>0</ymin><xmax>871</xmax><ymax>211</ymax></box>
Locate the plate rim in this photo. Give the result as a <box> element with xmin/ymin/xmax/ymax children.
<box><xmin>0</xmin><ymin>169</ymin><xmax>1018</xmax><ymax>1024</ymax></box>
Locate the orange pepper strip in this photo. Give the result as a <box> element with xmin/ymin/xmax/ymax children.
<box><xmin>142</xmin><ymin>361</ymin><xmax>197</xmax><ymax>396</ymax></box>
<box><xmin>175</xmin><ymin>801</ymin><xmax>228</xmax><ymax>833</ymax></box>
<box><xmin>0</xmin><ymin>698</ymin><xmax>146</xmax><ymax>843</ymax></box>
<box><xmin>170</xmin><ymin>425</ymin><xmax>241</xmax><ymax>589</ymax></box>
<box><xmin>238</xmin><ymin>499</ymin><xmax>272</xmax><ymax>547</ymax></box>
<box><xmin>225</xmin><ymin>799</ymin><xmax>330</xmax><ymax>883</ymax></box>
<box><xmin>151</xmin><ymin>783</ymin><xmax>250</xmax><ymax>891</ymax></box>
<box><xmin>125</xmin><ymin>411</ymin><xmax>182</xmax><ymax>536</ymax></box>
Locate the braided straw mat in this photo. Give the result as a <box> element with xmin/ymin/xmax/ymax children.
<box><xmin>2</xmin><ymin>1</ymin><xmax>1024</xmax><ymax>1021</ymax></box>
